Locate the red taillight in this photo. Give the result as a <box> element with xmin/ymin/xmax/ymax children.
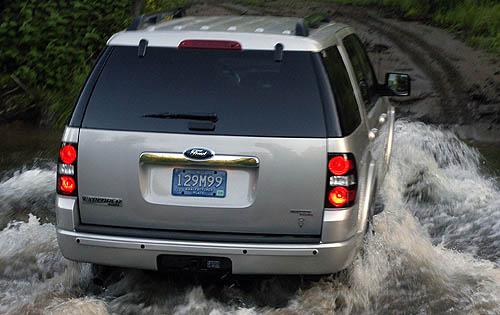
<box><xmin>59</xmin><ymin>144</ymin><xmax>77</xmax><ymax>164</ymax></box>
<box><xmin>57</xmin><ymin>142</ymin><xmax>77</xmax><ymax>196</ymax></box>
<box><xmin>328</xmin><ymin>155</ymin><xmax>352</xmax><ymax>176</ymax></box>
<box><xmin>328</xmin><ymin>186</ymin><xmax>356</xmax><ymax>207</ymax></box>
<box><xmin>325</xmin><ymin>153</ymin><xmax>357</xmax><ymax>208</ymax></box>
<box><xmin>178</xmin><ymin>39</ymin><xmax>242</xmax><ymax>50</ymax></box>
<box><xmin>58</xmin><ymin>176</ymin><xmax>76</xmax><ymax>194</ymax></box>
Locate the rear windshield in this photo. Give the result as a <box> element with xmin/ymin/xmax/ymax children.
<box><xmin>82</xmin><ymin>46</ymin><xmax>327</xmax><ymax>137</ymax></box>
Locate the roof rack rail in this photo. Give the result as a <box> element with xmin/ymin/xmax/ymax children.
<box><xmin>295</xmin><ymin>19</ymin><xmax>309</xmax><ymax>37</ymax></box>
<box><xmin>127</xmin><ymin>8</ymin><xmax>185</xmax><ymax>31</ymax></box>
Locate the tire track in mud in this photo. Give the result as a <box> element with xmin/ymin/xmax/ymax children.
<box><xmin>337</xmin><ymin>9</ymin><xmax>468</xmax><ymax>124</ymax></box>
<box><xmin>213</xmin><ymin>2</ymin><xmax>492</xmax><ymax>128</ymax></box>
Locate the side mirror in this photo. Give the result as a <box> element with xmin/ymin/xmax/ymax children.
<box><xmin>384</xmin><ymin>73</ymin><xmax>410</xmax><ymax>96</ymax></box>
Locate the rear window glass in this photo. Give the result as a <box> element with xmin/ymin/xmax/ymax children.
<box><xmin>82</xmin><ymin>46</ymin><xmax>327</xmax><ymax>138</ymax></box>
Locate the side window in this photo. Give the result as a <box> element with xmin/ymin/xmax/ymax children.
<box><xmin>321</xmin><ymin>46</ymin><xmax>362</xmax><ymax>135</ymax></box>
<box><xmin>342</xmin><ymin>34</ymin><xmax>378</xmax><ymax>111</ymax></box>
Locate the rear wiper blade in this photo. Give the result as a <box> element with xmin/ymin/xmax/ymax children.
<box><xmin>142</xmin><ymin>112</ymin><xmax>218</xmax><ymax>122</ymax></box>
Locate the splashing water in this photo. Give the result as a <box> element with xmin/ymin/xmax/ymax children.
<box><xmin>0</xmin><ymin>166</ymin><xmax>56</xmax><ymax>229</ymax></box>
<box><xmin>0</xmin><ymin>121</ymin><xmax>498</xmax><ymax>314</ymax></box>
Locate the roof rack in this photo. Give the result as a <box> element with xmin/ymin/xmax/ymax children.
<box><xmin>295</xmin><ymin>19</ymin><xmax>309</xmax><ymax>37</ymax></box>
<box><xmin>127</xmin><ymin>8</ymin><xmax>185</xmax><ymax>31</ymax></box>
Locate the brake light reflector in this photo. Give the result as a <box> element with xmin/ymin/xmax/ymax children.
<box><xmin>178</xmin><ymin>39</ymin><xmax>242</xmax><ymax>50</ymax></box>
<box><xmin>58</xmin><ymin>164</ymin><xmax>74</xmax><ymax>175</ymax></box>
<box><xmin>328</xmin><ymin>155</ymin><xmax>352</xmax><ymax>176</ymax></box>
<box><xmin>59</xmin><ymin>144</ymin><xmax>77</xmax><ymax>165</ymax></box>
<box><xmin>58</xmin><ymin>176</ymin><xmax>76</xmax><ymax>194</ymax></box>
<box><xmin>330</xmin><ymin>175</ymin><xmax>356</xmax><ymax>187</ymax></box>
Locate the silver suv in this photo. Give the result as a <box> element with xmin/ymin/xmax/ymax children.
<box><xmin>55</xmin><ymin>13</ymin><xmax>410</xmax><ymax>275</ymax></box>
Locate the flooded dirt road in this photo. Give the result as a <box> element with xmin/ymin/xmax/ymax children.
<box><xmin>0</xmin><ymin>120</ymin><xmax>499</xmax><ymax>314</ymax></box>
<box><xmin>1</xmin><ymin>2</ymin><xmax>499</xmax><ymax>314</ymax></box>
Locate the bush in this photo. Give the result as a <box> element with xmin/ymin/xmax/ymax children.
<box><xmin>0</xmin><ymin>1</ymin><xmax>134</xmax><ymax>125</ymax></box>
<box><xmin>0</xmin><ymin>0</ymin><xmax>186</xmax><ymax>126</ymax></box>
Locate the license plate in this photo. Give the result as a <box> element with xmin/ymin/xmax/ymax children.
<box><xmin>172</xmin><ymin>169</ymin><xmax>227</xmax><ymax>198</ymax></box>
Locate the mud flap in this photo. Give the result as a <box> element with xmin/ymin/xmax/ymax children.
<box><xmin>357</xmin><ymin>161</ymin><xmax>377</xmax><ymax>234</ymax></box>
<box><xmin>384</xmin><ymin>106</ymin><xmax>396</xmax><ymax>172</ymax></box>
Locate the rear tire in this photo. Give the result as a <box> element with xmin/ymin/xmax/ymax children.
<box><xmin>364</xmin><ymin>195</ymin><xmax>377</xmax><ymax>238</ymax></box>
<box><xmin>91</xmin><ymin>264</ymin><xmax>122</xmax><ymax>287</ymax></box>
<box><xmin>373</xmin><ymin>198</ymin><xmax>385</xmax><ymax>215</ymax></box>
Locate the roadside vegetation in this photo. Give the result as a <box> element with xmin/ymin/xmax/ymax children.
<box><xmin>0</xmin><ymin>0</ymin><xmax>185</xmax><ymax>127</ymax></box>
<box><xmin>332</xmin><ymin>0</ymin><xmax>499</xmax><ymax>54</ymax></box>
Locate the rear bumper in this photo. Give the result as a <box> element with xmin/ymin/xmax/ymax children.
<box><xmin>56</xmin><ymin>228</ymin><xmax>361</xmax><ymax>275</ymax></box>
<box><xmin>55</xmin><ymin>192</ymin><xmax>368</xmax><ymax>274</ymax></box>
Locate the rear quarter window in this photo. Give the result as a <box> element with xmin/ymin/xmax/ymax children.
<box><xmin>342</xmin><ymin>34</ymin><xmax>378</xmax><ymax>111</ymax></box>
<box><xmin>81</xmin><ymin>46</ymin><xmax>328</xmax><ymax>138</ymax></box>
<box><xmin>321</xmin><ymin>46</ymin><xmax>362</xmax><ymax>135</ymax></box>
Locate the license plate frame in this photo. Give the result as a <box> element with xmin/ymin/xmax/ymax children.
<box><xmin>172</xmin><ymin>168</ymin><xmax>227</xmax><ymax>198</ymax></box>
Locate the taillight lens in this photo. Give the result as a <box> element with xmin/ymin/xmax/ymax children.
<box><xmin>328</xmin><ymin>155</ymin><xmax>352</xmax><ymax>176</ymax></box>
<box><xmin>57</xmin><ymin>143</ymin><xmax>77</xmax><ymax>196</ymax></box>
<box><xmin>325</xmin><ymin>153</ymin><xmax>357</xmax><ymax>208</ymax></box>
<box><xmin>58</xmin><ymin>176</ymin><xmax>76</xmax><ymax>194</ymax></box>
<box><xmin>328</xmin><ymin>186</ymin><xmax>356</xmax><ymax>207</ymax></box>
<box><xmin>59</xmin><ymin>144</ymin><xmax>77</xmax><ymax>164</ymax></box>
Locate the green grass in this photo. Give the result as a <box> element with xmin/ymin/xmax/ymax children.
<box><xmin>434</xmin><ymin>1</ymin><xmax>500</xmax><ymax>53</ymax></box>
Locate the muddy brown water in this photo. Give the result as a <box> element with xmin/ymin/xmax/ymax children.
<box><xmin>0</xmin><ymin>119</ymin><xmax>499</xmax><ymax>314</ymax></box>
<box><xmin>1</xmin><ymin>3</ymin><xmax>499</xmax><ymax>313</ymax></box>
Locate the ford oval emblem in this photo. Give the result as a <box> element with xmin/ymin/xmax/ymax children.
<box><xmin>184</xmin><ymin>148</ymin><xmax>213</xmax><ymax>160</ymax></box>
